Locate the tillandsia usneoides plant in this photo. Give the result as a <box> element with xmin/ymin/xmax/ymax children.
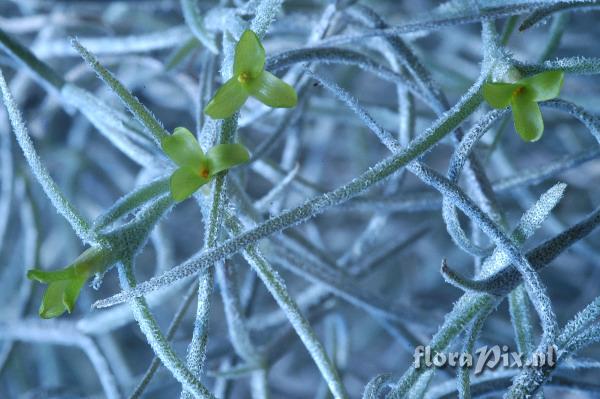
<box><xmin>2</xmin><ymin>0</ymin><xmax>600</xmax><ymax>398</ymax></box>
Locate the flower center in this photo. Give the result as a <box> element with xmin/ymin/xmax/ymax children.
<box><xmin>513</xmin><ymin>86</ymin><xmax>525</xmax><ymax>97</ymax></box>
<box><xmin>199</xmin><ymin>167</ymin><xmax>210</xmax><ymax>179</ymax></box>
<box><xmin>238</xmin><ymin>72</ymin><xmax>251</xmax><ymax>83</ymax></box>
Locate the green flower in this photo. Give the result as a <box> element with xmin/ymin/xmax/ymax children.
<box><xmin>161</xmin><ymin>127</ymin><xmax>250</xmax><ymax>201</ymax></box>
<box><xmin>27</xmin><ymin>247</ymin><xmax>114</xmax><ymax>319</ymax></box>
<box><xmin>483</xmin><ymin>70</ymin><xmax>564</xmax><ymax>142</ymax></box>
<box><xmin>204</xmin><ymin>29</ymin><xmax>297</xmax><ymax>119</ymax></box>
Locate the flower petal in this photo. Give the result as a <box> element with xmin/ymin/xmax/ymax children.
<box><xmin>39</xmin><ymin>281</ymin><xmax>69</xmax><ymax>319</ymax></box>
<box><xmin>207</xmin><ymin>143</ymin><xmax>250</xmax><ymax>175</ymax></box>
<box><xmin>518</xmin><ymin>70</ymin><xmax>564</xmax><ymax>102</ymax></box>
<box><xmin>170</xmin><ymin>166</ymin><xmax>209</xmax><ymax>202</ymax></box>
<box><xmin>483</xmin><ymin>82</ymin><xmax>518</xmax><ymax>109</ymax></box>
<box><xmin>161</xmin><ymin>127</ymin><xmax>205</xmax><ymax>167</ymax></box>
<box><xmin>63</xmin><ymin>274</ymin><xmax>89</xmax><ymax>314</ymax></box>
<box><xmin>204</xmin><ymin>78</ymin><xmax>249</xmax><ymax>119</ymax></box>
<box><xmin>234</xmin><ymin>30</ymin><xmax>265</xmax><ymax>78</ymax></box>
<box><xmin>512</xmin><ymin>96</ymin><xmax>544</xmax><ymax>142</ymax></box>
<box><xmin>27</xmin><ymin>267</ymin><xmax>76</xmax><ymax>283</ymax></box>
<box><xmin>247</xmin><ymin>71</ymin><xmax>297</xmax><ymax>108</ymax></box>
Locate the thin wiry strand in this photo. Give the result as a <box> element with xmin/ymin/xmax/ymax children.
<box><xmin>457</xmin><ymin>312</ymin><xmax>489</xmax><ymax>399</ymax></box>
<box><xmin>363</xmin><ymin>373</ymin><xmax>393</xmax><ymax>399</ymax></box>
<box><xmin>215</xmin><ymin>261</ymin><xmax>263</xmax><ymax>366</ymax></box>
<box><xmin>181</xmin><ymin>197</ymin><xmax>221</xmax><ymax>396</ymax></box>
<box><xmin>224</xmin><ymin>214</ymin><xmax>348</xmax><ymax>399</ymax></box>
<box><xmin>559</xmin><ymin>295</ymin><xmax>600</xmax><ymax>347</ymax></box>
<box><xmin>215</xmin><ymin>261</ymin><xmax>268</xmax><ymax>399</ymax></box>
<box><xmin>61</xmin><ymin>84</ymin><xmax>159</xmax><ymax>166</ymax></box>
<box><xmin>315</xmin><ymin>3</ymin><xmax>546</xmax><ymax>47</ymax></box>
<box><xmin>389</xmin><ymin>294</ymin><xmax>496</xmax><ymax>398</ymax></box>
<box><xmin>117</xmin><ymin>260</ymin><xmax>216</xmax><ymax>399</ymax></box>
<box><xmin>427</xmin><ymin>371</ymin><xmax>600</xmax><ymax>399</ymax></box>
<box><xmin>103</xmin><ymin>195</ymin><xmax>174</xmax><ymax>259</ymax></box>
<box><xmin>128</xmin><ymin>281</ymin><xmax>198</xmax><ymax>399</ymax></box>
<box><xmin>443</xmin><ymin>203</ymin><xmax>600</xmax><ymax>296</ymax></box>
<box><xmin>442</xmin><ymin>181</ymin><xmax>566</xmax><ymax>293</ymax></box>
<box><xmin>517</xmin><ymin>56</ymin><xmax>600</xmax><ymax>75</ymax></box>
<box><xmin>505</xmin><ymin>322</ymin><xmax>600</xmax><ymax>397</ymax></box>
<box><xmin>0</xmin><ymin>69</ymin><xmax>97</xmax><ymax>245</ymax></box>
<box><xmin>182</xmin><ymin>114</ymin><xmax>239</xmax><ymax>399</ymax></box>
<box><xmin>195</xmin><ymin>52</ymin><xmax>217</xmax><ymax>141</ymax></box>
<box><xmin>541</xmin><ymin>99</ymin><xmax>600</xmax><ymax>143</ymax></box>
<box><xmin>268</xmin><ymin>242</ymin><xmax>421</xmax><ymax>323</ymax></box>
<box><xmin>180</xmin><ymin>259</ymin><xmax>213</xmax><ymax>399</ymax></box>
<box><xmin>407</xmin><ymin>369</ymin><xmax>435</xmax><ymax>399</ymax></box>
<box><xmin>0</xmin><ymin>180</ymin><xmax>38</xmax><ymax>375</ymax></box>
<box><xmin>0</xmin><ymin>319</ymin><xmax>120</xmax><ymax>399</ymax></box>
<box><xmin>0</xmin><ymin>28</ymin><xmax>65</xmax><ymax>91</ymax></box>
<box><xmin>250</xmin><ymin>0</ymin><xmax>284</xmax><ymax>39</ymax></box>
<box><xmin>492</xmin><ymin>147</ymin><xmax>600</xmax><ymax>191</ymax></box>
<box><xmin>559</xmin><ymin>356</ymin><xmax>600</xmax><ymax>370</ymax></box>
<box><xmin>255</xmin><ymin>163</ymin><xmax>300</xmax><ymax>211</ymax></box>
<box><xmin>305</xmin><ymin>68</ymin><xmax>402</xmax><ymax>153</ymax></box>
<box><xmin>76</xmin><ymin>278</ymin><xmax>189</xmax><ymax>335</ymax></box>
<box><xmin>562</xmin><ymin>323</ymin><xmax>600</xmax><ymax>354</ymax></box>
<box><xmin>206</xmin><ymin>363</ymin><xmax>259</xmax><ymax>379</ymax></box>
<box><xmin>180</xmin><ymin>0</ymin><xmax>218</xmax><ymax>54</ymax></box>
<box><xmin>0</xmin><ymin>109</ymin><xmax>13</xmax><ymax>254</ymax></box>
<box><xmin>71</xmin><ymin>38</ymin><xmax>170</xmax><ymax>145</ymax></box>
<box><xmin>519</xmin><ymin>0</ymin><xmax>600</xmax><ymax>31</ymax></box>
<box><xmin>247</xmin><ymin>226</ymin><xmax>429</xmax><ymax>346</ymax></box>
<box><xmin>266</xmin><ymin>47</ymin><xmax>427</xmax><ymax>102</ymax></box>
<box><xmin>247</xmin><ymin>284</ymin><xmax>329</xmax><ymax>331</ymax></box>
<box><xmin>150</xmin><ymin>221</ymin><xmax>174</xmax><ymax>273</ymax></box>
<box><xmin>508</xmin><ymin>286</ymin><xmax>536</xmax><ymax>356</ymax></box>
<box><xmin>537</xmin><ymin>12</ymin><xmax>570</xmax><ymax>61</ymax></box>
<box><xmin>315</xmin><ymin>315</ymin><xmax>349</xmax><ymax>399</ymax></box>
<box><xmin>34</xmin><ymin>26</ymin><xmax>193</xmax><ymax>58</ymax></box>
<box><xmin>93</xmin><ymin>176</ymin><xmax>169</xmax><ymax>236</ymax></box>
<box><xmin>335</xmin><ymin>193</ymin><xmax>440</xmax><ymax>213</ymax></box>
<box><xmin>347</xmin><ymin>3</ymin><xmax>448</xmax><ymax>114</ymax></box>
<box><xmin>443</xmin><ymin>109</ymin><xmax>508</xmax><ymax>257</ymax></box>
<box><xmin>492</xmin><ymin>143</ymin><xmax>599</xmax><ymax>261</ymax></box>
<box><xmin>248</xmin><ymin>98</ymin><xmax>305</xmax><ymax>163</ymax></box>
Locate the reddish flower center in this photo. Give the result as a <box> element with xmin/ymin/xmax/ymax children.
<box><xmin>513</xmin><ymin>86</ymin><xmax>525</xmax><ymax>97</ymax></box>
<box><xmin>200</xmin><ymin>167</ymin><xmax>210</xmax><ymax>179</ymax></box>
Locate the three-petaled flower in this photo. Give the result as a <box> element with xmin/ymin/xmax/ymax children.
<box><xmin>204</xmin><ymin>29</ymin><xmax>297</xmax><ymax>119</ymax></box>
<box><xmin>161</xmin><ymin>127</ymin><xmax>250</xmax><ymax>201</ymax></box>
<box><xmin>483</xmin><ymin>70</ymin><xmax>564</xmax><ymax>142</ymax></box>
<box><xmin>27</xmin><ymin>247</ymin><xmax>114</xmax><ymax>319</ymax></box>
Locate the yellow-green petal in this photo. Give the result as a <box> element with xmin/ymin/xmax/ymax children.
<box><xmin>170</xmin><ymin>166</ymin><xmax>209</xmax><ymax>202</ymax></box>
<box><xmin>28</xmin><ymin>267</ymin><xmax>76</xmax><ymax>283</ymax></box>
<box><xmin>39</xmin><ymin>281</ymin><xmax>70</xmax><ymax>319</ymax></box>
<box><xmin>518</xmin><ymin>70</ymin><xmax>564</xmax><ymax>102</ymax></box>
<box><xmin>204</xmin><ymin>78</ymin><xmax>249</xmax><ymax>119</ymax></box>
<box><xmin>161</xmin><ymin>127</ymin><xmax>205</xmax><ymax>167</ymax></box>
<box><xmin>483</xmin><ymin>82</ymin><xmax>518</xmax><ymax>109</ymax></box>
<box><xmin>247</xmin><ymin>71</ymin><xmax>297</xmax><ymax>108</ymax></box>
<box><xmin>63</xmin><ymin>274</ymin><xmax>89</xmax><ymax>314</ymax></box>
<box><xmin>207</xmin><ymin>143</ymin><xmax>250</xmax><ymax>175</ymax></box>
<box><xmin>234</xmin><ymin>30</ymin><xmax>265</xmax><ymax>78</ymax></box>
<box><xmin>512</xmin><ymin>96</ymin><xmax>544</xmax><ymax>142</ymax></box>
